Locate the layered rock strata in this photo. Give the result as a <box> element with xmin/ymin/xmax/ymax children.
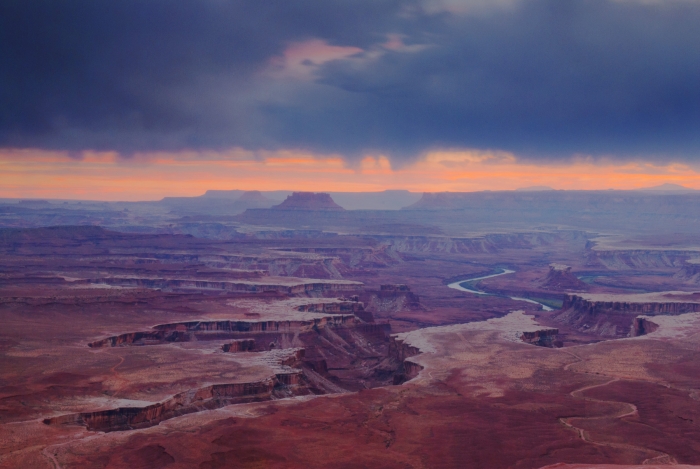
<box><xmin>222</xmin><ymin>339</ymin><xmax>256</xmax><ymax>352</ymax></box>
<box><xmin>562</xmin><ymin>293</ymin><xmax>700</xmax><ymax>315</ymax></box>
<box><xmin>88</xmin><ymin>276</ymin><xmax>361</xmax><ymax>294</ymax></box>
<box><xmin>44</xmin><ymin>349</ymin><xmax>307</xmax><ymax>432</ymax></box>
<box><xmin>630</xmin><ymin>317</ymin><xmax>660</xmax><ymax>337</ymax></box>
<box><xmin>88</xmin><ymin>315</ymin><xmax>359</xmax><ymax>348</ymax></box>
<box><xmin>389</xmin><ymin>335</ymin><xmax>424</xmax><ymax>384</ymax></box>
<box><xmin>44</xmin><ymin>379</ymin><xmax>278</xmax><ymax>432</ymax></box>
<box><xmin>89</xmin><ymin>297</ymin><xmax>373</xmax><ymax>348</ymax></box>
<box><xmin>520</xmin><ymin>329</ymin><xmax>559</xmax><ymax>347</ymax></box>
<box><xmin>555</xmin><ymin>292</ymin><xmax>700</xmax><ymax>337</ymax></box>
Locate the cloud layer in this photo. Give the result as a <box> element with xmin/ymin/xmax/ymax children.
<box><xmin>2</xmin><ymin>0</ymin><xmax>699</xmax><ymax>161</ymax></box>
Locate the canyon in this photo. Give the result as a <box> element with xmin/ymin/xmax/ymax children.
<box><xmin>2</xmin><ymin>191</ymin><xmax>700</xmax><ymax>468</ymax></box>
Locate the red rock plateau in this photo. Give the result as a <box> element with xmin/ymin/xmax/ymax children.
<box><xmin>3</xmin><ymin>192</ymin><xmax>700</xmax><ymax>468</ymax></box>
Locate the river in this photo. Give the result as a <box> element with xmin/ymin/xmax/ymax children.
<box><xmin>447</xmin><ymin>268</ymin><xmax>554</xmax><ymax>311</ymax></box>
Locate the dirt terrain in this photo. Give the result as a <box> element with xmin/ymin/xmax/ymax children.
<box><xmin>2</xmin><ymin>192</ymin><xmax>700</xmax><ymax>468</ymax></box>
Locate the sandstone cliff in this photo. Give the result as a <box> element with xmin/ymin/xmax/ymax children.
<box><xmin>45</xmin><ymin>378</ymin><xmax>279</xmax><ymax>432</ymax></box>
<box><xmin>388</xmin><ymin>335</ymin><xmax>424</xmax><ymax>384</ymax></box>
<box><xmin>554</xmin><ymin>293</ymin><xmax>700</xmax><ymax>337</ymax></box>
<box><xmin>520</xmin><ymin>329</ymin><xmax>560</xmax><ymax>347</ymax></box>
<box><xmin>630</xmin><ymin>317</ymin><xmax>660</xmax><ymax>337</ymax></box>
<box><xmin>222</xmin><ymin>339</ymin><xmax>256</xmax><ymax>352</ymax></box>
<box><xmin>45</xmin><ymin>349</ymin><xmax>309</xmax><ymax>432</ymax></box>
<box><xmin>88</xmin><ymin>314</ymin><xmax>360</xmax><ymax>348</ymax></box>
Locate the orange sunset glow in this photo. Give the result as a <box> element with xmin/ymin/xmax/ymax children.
<box><xmin>1</xmin><ymin>149</ymin><xmax>698</xmax><ymax>200</ymax></box>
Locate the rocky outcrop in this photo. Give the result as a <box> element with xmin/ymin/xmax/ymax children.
<box><xmin>520</xmin><ymin>329</ymin><xmax>559</xmax><ymax>347</ymax></box>
<box><xmin>277</xmin><ymin>348</ymin><xmax>305</xmax><ymax>367</ymax></box>
<box><xmin>274</xmin><ymin>350</ymin><xmax>307</xmax><ymax>389</ymax></box>
<box><xmin>389</xmin><ymin>336</ymin><xmax>421</xmax><ymax>362</ymax></box>
<box><xmin>540</xmin><ymin>265</ymin><xmax>588</xmax><ymax>291</ymax></box>
<box><xmin>391</xmin><ymin>360</ymin><xmax>424</xmax><ymax>385</ymax></box>
<box><xmin>630</xmin><ymin>317</ymin><xmax>660</xmax><ymax>337</ymax></box>
<box><xmin>221</xmin><ymin>339</ymin><xmax>256</xmax><ymax>352</ymax></box>
<box><xmin>270</xmin><ymin>192</ymin><xmax>345</xmax><ymax>211</ymax></box>
<box><xmin>388</xmin><ymin>335</ymin><xmax>425</xmax><ymax>384</ymax></box>
<box><xmin>402</xmin><ymin>360</ymin><xmax>424</xmax><ymax>380</ymax></box>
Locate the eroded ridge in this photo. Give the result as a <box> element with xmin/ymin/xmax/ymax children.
<box><xmin>45</xmin><ymin>298</ymin><xmax>425</xmax><ymax>433</ymax></box>
<box><xmin>520</xmin><ymin>328</ymin><xmax>560</xmax><ymax>347</ymax></box>
<box><xmin>88</xmin><ymin>297</ymin><xmax>368</xmax><ymax>348</ymax></box>
<box><xmin>88</xmin><ymin>276</ymin><xmax>362</xmax><ymax>294</ymax></box>
<box><xmin>554</xmin><ymin>292</ymin><xmax>700</xmax><ymax>338</ymax></box>
<box><xmin>43</xmin><ymin>349</ymin><xmax>308</xmax><ymax>432</ymax></box>
<box><xmin>88</xmin><ymin>315</ymin><xmax>359</xmax><ymax>348</ymax></box>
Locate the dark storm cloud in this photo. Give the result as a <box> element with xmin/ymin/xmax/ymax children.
<box><xmin>0</xmin><ymin>0</ymin><xmax>410</xmax><ymax>151</ymax></box>
<box><xmin>279</xmin><ymin>0</ymin><xmax>700</xmax><ymax>160</ymax></box>
<box><xmin>2</xmin><ymin>0</ymin><xmax>700</xmax><ymax>160</ymax></box>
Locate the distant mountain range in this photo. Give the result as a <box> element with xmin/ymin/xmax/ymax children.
<box><xmin>514</xmin><ymin>183</ymin><xmax>696</xmax><ymax>193</ymax></box>
<box><xmin>515</xmin><ymin>186</ymin><xmax>555</xmax><ymax>191</ymax></box>
<box><xmin>199</xmin><ymin>189</ymin><xmax>422</xmax><ymax>210</ymax></box>
<box><xmin>637</xmin><ymin>183</ymin><xmax>696</xmax><ymax>192</ymax></box>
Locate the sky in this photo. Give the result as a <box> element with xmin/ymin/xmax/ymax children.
<box><xmin>2</xmin><ymin>0</ymin><xmax>700</xmax><ymax>199</ymax></box>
